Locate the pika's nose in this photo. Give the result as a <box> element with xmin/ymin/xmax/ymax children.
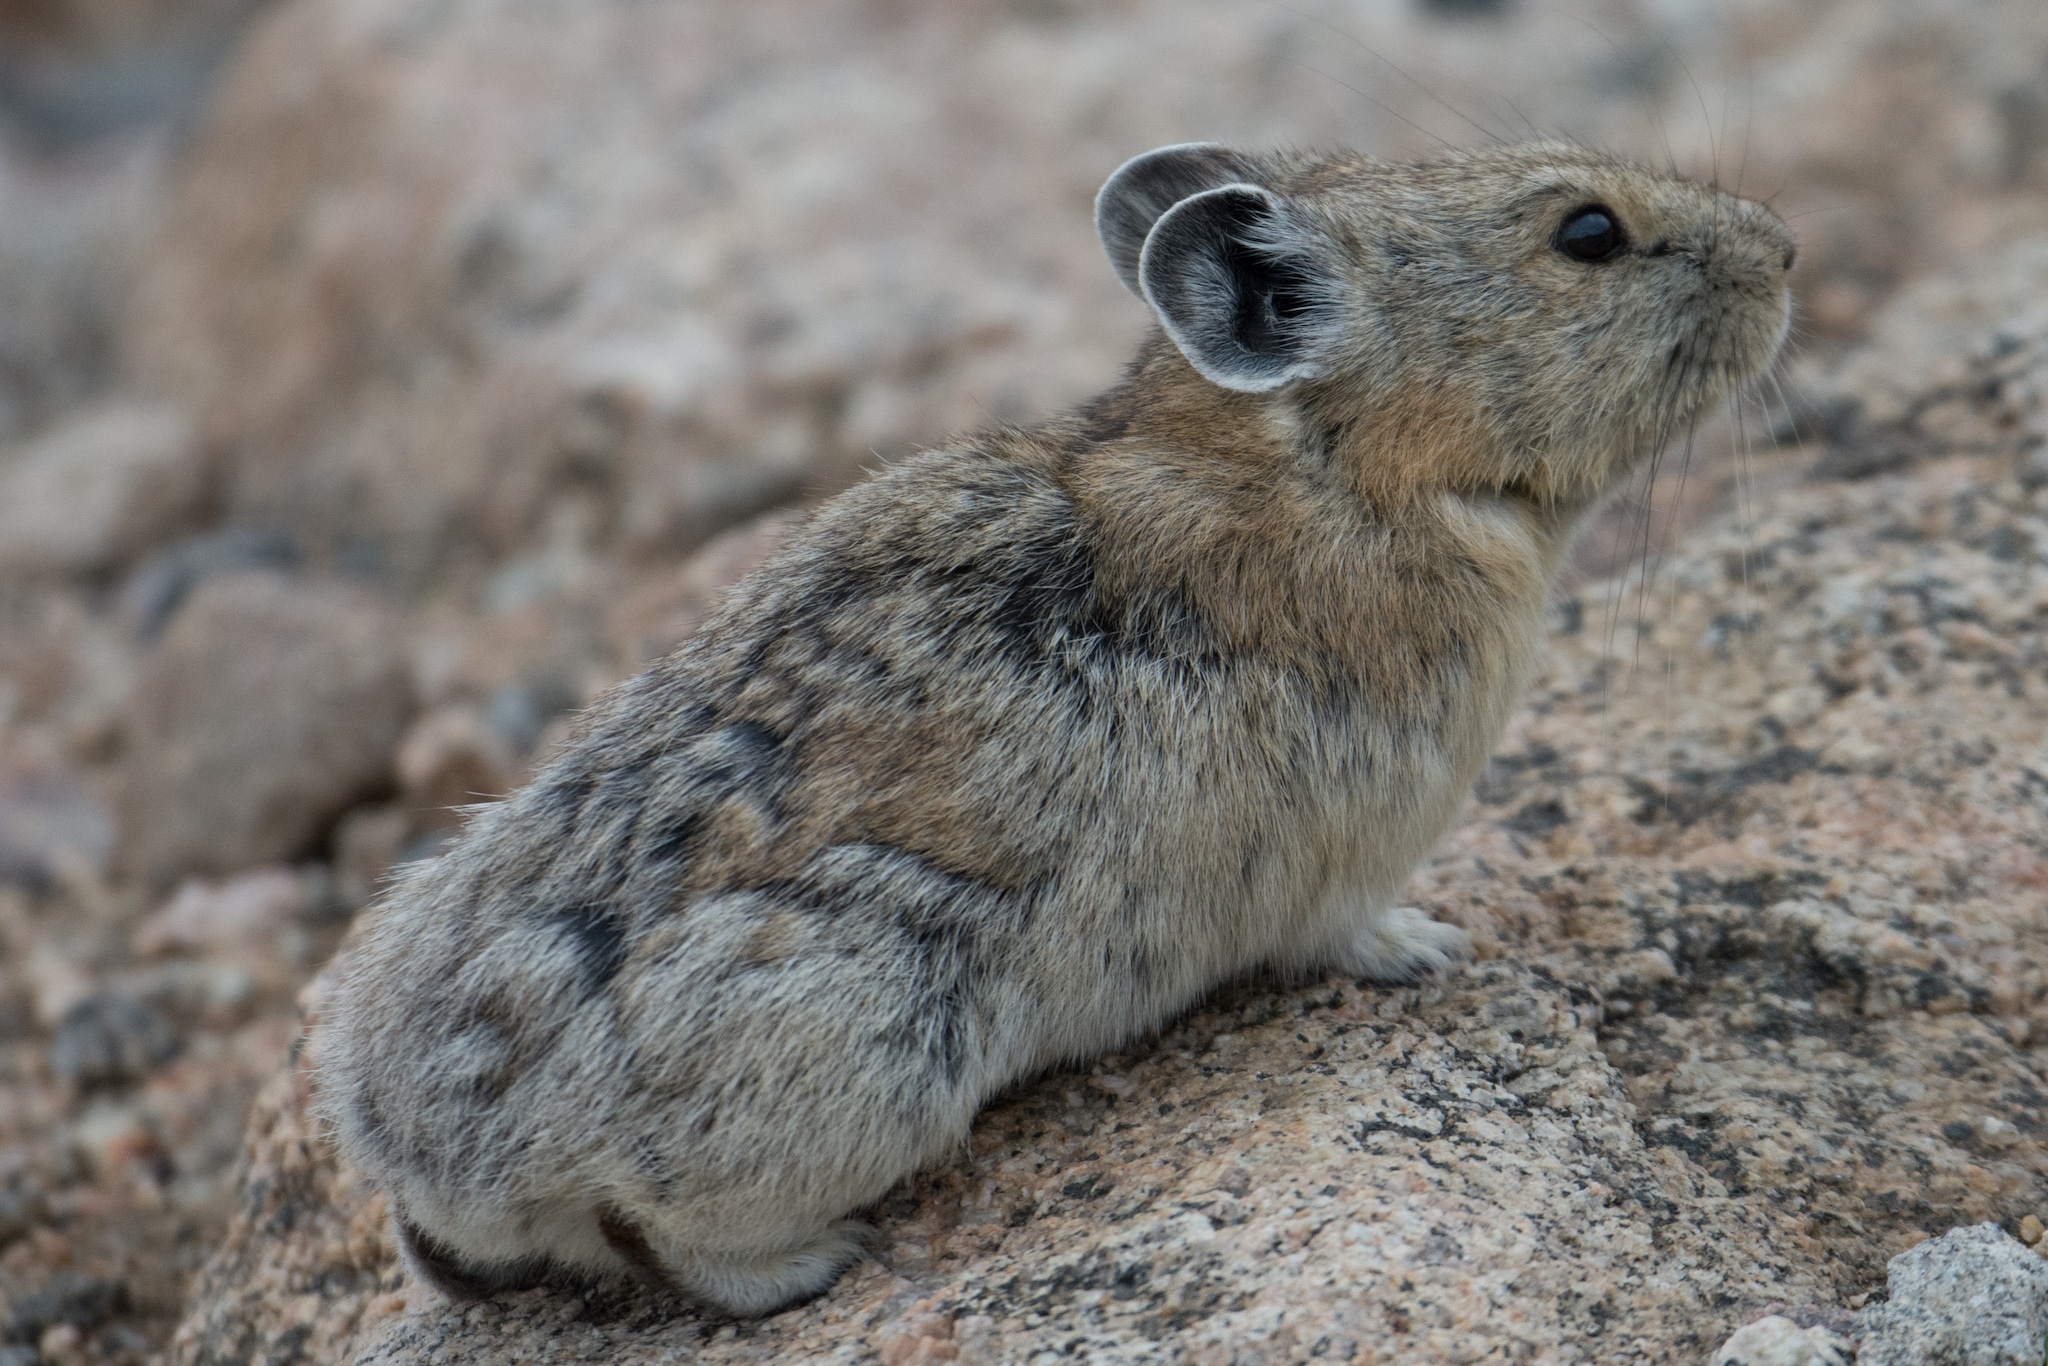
<box><xmin>1745</xmin><ymin>203</ymin><xmax>1797</xmax><ymax>273</ymax></box>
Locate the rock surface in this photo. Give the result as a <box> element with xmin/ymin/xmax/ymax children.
<box><xmin>178</xmin><ymin>967</ymin><xmax>1821</xmax><ymax>1365</ymax></box>
<box><xmin>161</xmin><ymin>299</ymin><xmax>2048</xmax><ymax>1364</ymax></box>
<box><xmin>0</xmin><ymin>401</ymin><xmax>202</xmax><ymax>578</ymax></box>
<box><xmin>1710</xmin><ymin>1316</ymin><xmax>1851</xmax><ymax>1366</ymax></box>
<box><xmin>1855</xmin><ymin>1224</ymin><xmax>2048</xmax><ymax>1366</ymax></box>
<box><xmin>117</xmin><ymin>574</ymin><xmax>414</xmax><ymax>885</ymax></box>
<box><xmin>132</xmin><ymin>870</ymin><xmax>309</xmax><ymax>959</ymax></box>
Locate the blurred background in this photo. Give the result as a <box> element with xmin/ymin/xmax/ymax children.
<box><xmin>0</xmin><ymin>0</ymin><xmax>2045</xmax><ymax>1359</ymax></box>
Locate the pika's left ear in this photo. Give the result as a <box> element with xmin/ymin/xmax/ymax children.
<box><xmin>1137</xmin><ymin>184</ymin><xmax>1336</xmax><ymax>394</ymax></box>
<box><xmin>1095</xmin><ymin>143</ymin><xmax>1271</xmax><ymax>296</ymax></box>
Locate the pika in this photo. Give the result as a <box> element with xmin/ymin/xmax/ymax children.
<box><xmin>318</xmin><ymin>141</ymin><xmax>1794</xmax><ymax>1316</ymax></box>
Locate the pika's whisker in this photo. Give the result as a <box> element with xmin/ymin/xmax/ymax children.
<box><xmin>1264</xmin><ymin>0</ymin><xmax>1513</xmax><ymax>146</ymax></box>
<box><xmin>1280</xmin><ymin>54</ymin><xmax>1457</xmax><ymax>152</ymax></box>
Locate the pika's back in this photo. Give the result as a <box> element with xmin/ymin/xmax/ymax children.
<box><xmin>321</xmin><ymin>428</ymin><xmax>1259</xmax><ymax>1204</ymax></box>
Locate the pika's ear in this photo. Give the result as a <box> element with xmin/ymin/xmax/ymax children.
<box><xmin>1138</xmin><ymin>184</ymin><xmax>1332</xmax><ymax>394</ymax></box>
<box><xmin>1095</xmin><ymin>143</ymin><xmax>1270</xmax><ymax>296</ymax></box>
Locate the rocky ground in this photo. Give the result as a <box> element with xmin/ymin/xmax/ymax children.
<box><xmin>3</xmin><ymin>0</ymin><xmax>2048</xmax><ymax>1362</ymax></box>
<box><xmin>154</xmin><ymin>334</ymin><xmax>2048</xmax><ymax>1362</ymax></box>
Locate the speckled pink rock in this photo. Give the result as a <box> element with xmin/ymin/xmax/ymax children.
<box><xmin>162</xmin><ymin>290</ymin><xmax>2048</xmax><ymax>1366</ymax></box>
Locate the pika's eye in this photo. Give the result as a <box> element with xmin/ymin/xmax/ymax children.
<box><xmin>1556</xmin><ymin>205</ymin><xmax>1627</xmax><ymax>263</ymax></box>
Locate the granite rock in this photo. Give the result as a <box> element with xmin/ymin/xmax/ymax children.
<box><xmin>1711</xmin><ymin>1316</ymin><xmax>1851</xmax><ymax>1366</ymax></box>
<box><xmin>171</xmin><ymin>966</ymin><xmax>1815</xmax><ymax>1366</ymax></box>
<box><xmin>0</xmin><ymin>400</ymin><xmax>203</xmax><ymax>578</ymax></box>
<box><xmin>117</xmin><ymin>574</ymin><xmax>415</xmax><ymax>885</ymax></box>
<box><xmin>1855</xmin><ymin>1224</ymin><xmax>2048</xmax><ymax>1366</ymax></box>
<box><xmin>159</xmin><ymin>252</ymin><xmax>2048</xmax><ymax>1366</ymax></box>
<box><xmin>1799</xmin><ymin>235</ymin><xmax>2048</xmax><ymax>477</ymax></box>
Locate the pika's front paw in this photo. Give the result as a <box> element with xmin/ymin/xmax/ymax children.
<box><xmin>685</xmin><ymin>1219</ymin><xmax>880</xmax><ymax>1317</ymax></box>
<box><xmin>1344</xmin><ymin>906</ymin><xmax>1471</xmax><ymax>984</ymax></box>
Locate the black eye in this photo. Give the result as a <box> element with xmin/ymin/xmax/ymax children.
<box><xmin>1556</xmin><ymin>205</ymin><xmax>1627</xmax><ymax>262</ymax></box>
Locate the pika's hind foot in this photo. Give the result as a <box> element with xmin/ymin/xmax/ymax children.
<box><xmin>396</xmin><ymin>1215</ymin><xmax>549</xmax><ymax>1301</ymax></box>
<box><xmin>1344</xmin><ymin>906</ymin><xmax>1471</xmax><ymax>984</ymax></box>
<box><xmin>598</xmin><ymin>1207</ymin><xmax>684</xmax><ymax>1296</ymax></box>
<box><xmin>679</xmin><ymin>1219</ymin><xmax>880</xmax><ymax>1318</ymax></box>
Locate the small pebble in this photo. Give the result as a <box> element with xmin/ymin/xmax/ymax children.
<box><xmin>47</xmin><ymin>993</ymin><xmax>181</xmax><ymax>1087</ymax></box>
<box><xmin>0</xmin><ymin>1183</ymin><xmax>45</xmax><ymax>1246</ymax></box>
<box><xmin>2022</xmin><ymin>1213</ymin><xmax>2044</xmax><ymax>1247</ymax></box>
<box><xmin>1711</xmin><ymin>1315</ymin><xmax>1851</xmax><ymax>1366</ymax></box>
<box><xmin>7</xmin><ymin>1271</ymin><xmax>128</xmax><ymax>1342</ymax></box>
<box><xmin>67</xmin><ymin>1100</ymin><xmax>157</xmax><ymax>1178</ymax></box>
<box><xmin>1856</xmin><ymin>1224</ymin><xmax>2048</xmax><ymax>1366</ymax></box>
<box><xmin>37</xmin><ymin>1323</ymin><xmax>81</xmax><ymax>1365</ymax></box>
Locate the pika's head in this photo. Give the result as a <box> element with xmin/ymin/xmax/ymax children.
<box><xmin>1096</xmin><ymin>142</ymin><xmax>1795</xmax><ymax>505</ymax></box>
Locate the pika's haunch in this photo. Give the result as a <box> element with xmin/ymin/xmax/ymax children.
<box><xmin>318</xmin><ymin>141</ymin><xmax>1794</xmax><ymax>1316</ymax></box>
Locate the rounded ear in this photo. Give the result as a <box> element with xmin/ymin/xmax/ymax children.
<box><xmin>1138</xmin><ymin>184</ymin><xmax>1331</xmax><ymax>394</ymax></box>
<box><xmin>1095</xmin><ymin>143</ymin><xmax>1269</xmax><ymax>297</ymax></box>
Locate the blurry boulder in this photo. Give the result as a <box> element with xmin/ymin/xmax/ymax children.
<box><xmin>394</xmin><ymin>706</ymin><xmax>515</xmax><ymax>834</ymax></box>
<box><xmin>0</xmin><ymin>400</ymin><xmax>204</xmax><ymax>578</ymax></box>
<box><xmin>331</xmin><ymin>804</ymin><xmax>411</xmax><ymax>910</ymax></box>
<box><xmin>1796</xmin><ymin>234</ymin><xmax>2048</xmax><ymax>478</ymax></box>
<box><xmin>0</xmin><ymin>767</ymin><xmax>112</xmax><ymax>895</ymax></box>
<box><xmin>132</xmin><ymin>868</ymin><xmax>306</xmax><ymax>958</ymax></box>
<box><xmin>119</xmin><ymin>0</ymin><xmax>1305</xmax><ymax>584</ymax></box>
<box><xmin>605</xmin><ymin>507</ymin><xmax>804</xmax><ymax>669</ymax></box>
<box><xmin>118</xmin><ymin>574</ymin><xmax>414</xmax><ymax>885</ymax></box>
<box><xmin>0</xmin><ymin>0</ymin><xmax>278</xmax><ymax>148</ymax></box>
<box><xmin>118</xmin><ymin>525</ymin><xmax>300</xmax><ymax>641</ymax></box>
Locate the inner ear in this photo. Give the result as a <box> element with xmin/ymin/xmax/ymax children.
<box><xmin>1095</xmin><ymin>143</ymin><xmax>1270</xmax><ymax>297</ymax></box>
<box><xmin>1138</xmin><ymin>184</ymin><xmax>1329</xmax><ymax>394</ymax></box>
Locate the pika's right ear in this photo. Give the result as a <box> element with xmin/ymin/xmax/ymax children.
<box><xmin>1095</xmin><ymin>143</ymin><xmax>1269</xmax><ymax>296</ymax></box>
